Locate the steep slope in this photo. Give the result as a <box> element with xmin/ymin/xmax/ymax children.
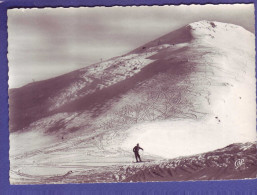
<box><xmin>9</xmin><ymin>21</ymin><xmax>256</xmax><ymax>184</ymax></box>
<box><xmin>9</xmin><ymin>20</ymin><xmax>255</xmax><ymax>135</ymax></box>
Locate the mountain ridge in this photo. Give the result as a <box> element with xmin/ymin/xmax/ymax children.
<box><xmin>9</xmin><ymin>20</ymin><xmax>255</xmax><ymax>133</ymax></box>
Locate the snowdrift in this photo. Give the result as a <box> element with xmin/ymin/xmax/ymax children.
<box><xmin>10</xmin><ymin>142</ymin><xmax>257</xmax><ymax>184</ymax></box>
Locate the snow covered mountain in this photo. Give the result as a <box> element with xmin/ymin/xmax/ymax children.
<box><xmin>9</xmin><ymin>20</ymin><xmax>256</xmax><ymax>184</ymax></box>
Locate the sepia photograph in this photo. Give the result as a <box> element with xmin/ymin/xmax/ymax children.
<box><xmin>8</xmin><ymin>4</ymin><xmax>256</xmax><ymax>184</ymax></box>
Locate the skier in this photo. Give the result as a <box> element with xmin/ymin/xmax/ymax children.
<box><xmin>133</xmin><ymin>143</ymin><xmax>143</xmax><ymax>162</ymax></box>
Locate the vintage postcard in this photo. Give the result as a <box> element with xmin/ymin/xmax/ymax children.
<box><xmin>8</xmin><ymin>4</ymin><xmax>256</xmax><ymax>184</ymax></box>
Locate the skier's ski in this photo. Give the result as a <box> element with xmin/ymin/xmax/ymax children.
<box><xmin>132</xmin><ymin>160</ymin><xmax>151</xmax><ymax>163</ymax></box>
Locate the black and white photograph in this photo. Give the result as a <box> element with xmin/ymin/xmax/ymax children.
<box><xmin>8</xmin><ymin>4</ymin><xmax>256</xmax><ymax>184</ymax></box>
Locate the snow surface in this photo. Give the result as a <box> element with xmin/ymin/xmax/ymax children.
<box><xmin>121</xmin><ymin>21</ymin><xmax>256</xmax><ymax>158</ymax></box>
<box><xmin>9</xmin><ymin>21</ymin><xmax>256</xmax><ymax>184</ymax></box>
<box><xmin>48</xmin><ymin>48</ymin><xmax>160</xmax><ymax>111</ymax></box>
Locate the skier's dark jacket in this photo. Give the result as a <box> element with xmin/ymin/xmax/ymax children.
<box><xmin>133</xmin><ymin>145</ymin><xmax>143</xmax><ymax>153</ymax></box>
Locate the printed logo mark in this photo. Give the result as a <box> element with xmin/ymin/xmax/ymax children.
<box><xmin>234</xmin><ymin>159</ymin><xmax>245</xmax><ymax>169</ymax></box>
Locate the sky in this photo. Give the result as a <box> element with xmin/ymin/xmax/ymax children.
<box><xmin>8</xmin><ymin>4</ymin><xmax>255</xmax><ymax>88</ymax></box>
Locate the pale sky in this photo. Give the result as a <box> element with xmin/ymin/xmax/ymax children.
<box><xmin>8</xmin><ymin>4</ymin><xmax>255</xmax><ymax>88</ymax></box>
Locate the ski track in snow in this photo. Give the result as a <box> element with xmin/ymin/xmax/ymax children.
<box><xmin>48</xmin><ymin>45</ymin><xmax>172</xmax><ymax>111</ymax></box>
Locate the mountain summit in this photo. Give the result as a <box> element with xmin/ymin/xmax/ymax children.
<box><xmin>9</xmin><ymin>21</ymin><xmax>256</xmax><ymax>184</ymax></box>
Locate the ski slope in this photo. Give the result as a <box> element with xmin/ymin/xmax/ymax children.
<box><xmin>9</xmin><ymin>21</ymin><xmax>256</xmax><ymax>184</ymax></box>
